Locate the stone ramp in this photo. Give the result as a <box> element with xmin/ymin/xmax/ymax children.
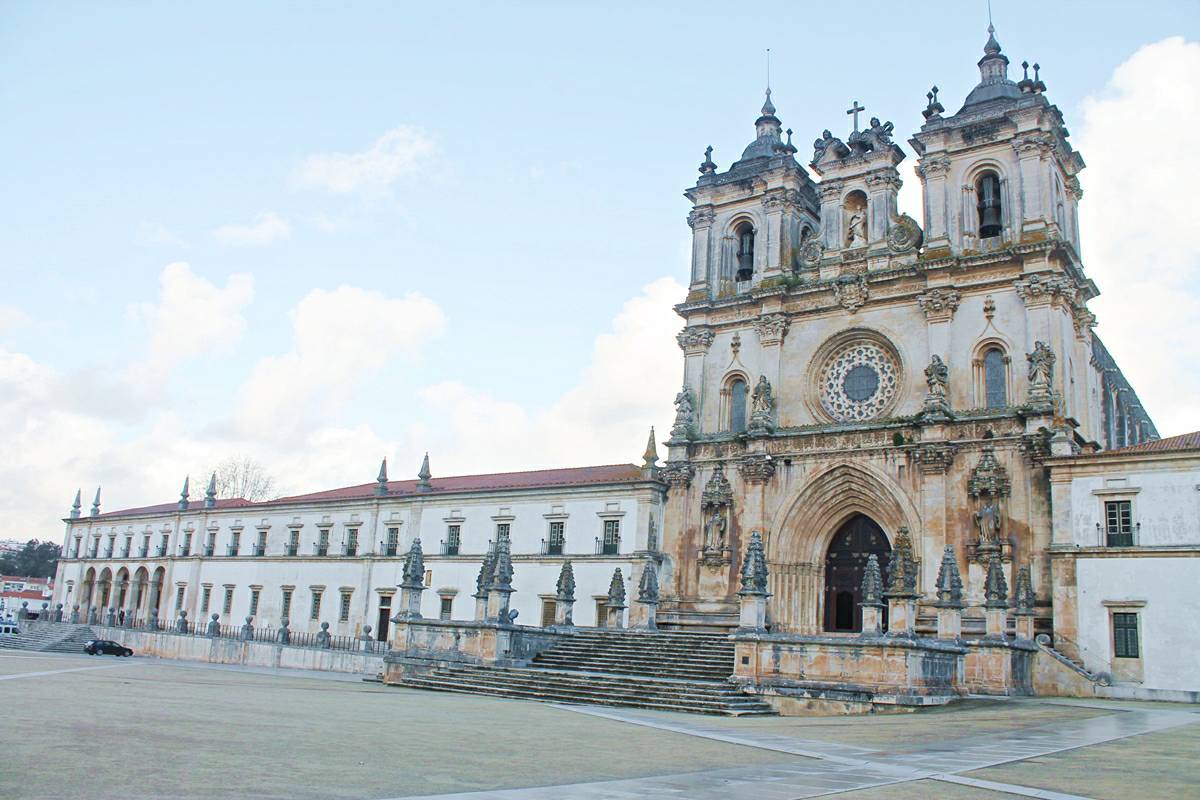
<box><xmin>395</xmin><ymin>629</ymin><xmax>775</xmax><ymax>716</ymax></box>
<box><xmin>0</xmin><ymin>623</ymin><xmax>100</xmax><ymax>654</ymax></box>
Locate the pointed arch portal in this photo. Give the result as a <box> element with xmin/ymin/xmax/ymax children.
<box><xmin>823</xmin><ymin>514</ymin><xmax>891</xmax><ymax>633</ymax></box>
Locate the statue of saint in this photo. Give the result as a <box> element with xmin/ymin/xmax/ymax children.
<box><xmin>671</xmin><ymin>386</ymin><xmax>695</xmax><ymax>438</ymax></box>
<box><xmin>1027</xmin><ymin>341</ymin><xmax>1055</xmax><ymax>391</ymax></box>
<box><xmin>751</xmin><ymin>375</ymin><xmax>773</xmax><ymax>414</ymax></box>
<box><xmin>846</xmin><ymin>211</ymin><xmax>867</xmax><ymax>246</ymax></box>
<box><xmin>975</xmin><ymin>498</ymin><xmax>1003</xmax><ymax>545</ymax></box>
<box><xmin>704</xmin><ymin>507</ymin><xmax>728</xmax><ymax>552</ymax></box>
<box><xmin>925</xmin><ymin>355</ymin><xmax>949</xmax><ymax>401</ymax></box>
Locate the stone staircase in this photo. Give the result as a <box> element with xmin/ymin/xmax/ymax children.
<box><xmin>0</xmin><ymin>623</ymin><xmax>99</xmax><ymax>654</ymax></box>
<box><xmin>397</xmin><ymin>629</ymin><xmax>775</xmax><ymax>716</ymax></box>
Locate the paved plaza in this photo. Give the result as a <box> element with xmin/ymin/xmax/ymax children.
<box><xmin>2</xmin><ymin>652</ymin><xmax>1197</xmax><ymax>800</ymax></box>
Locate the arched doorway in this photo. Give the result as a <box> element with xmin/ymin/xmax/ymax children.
<box><xmin>823</xmin><ymin>514</ymin><xmax>891</xmax><ymax>632</ymax></box>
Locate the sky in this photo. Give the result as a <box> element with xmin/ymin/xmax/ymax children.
<box><xmin>1</xmin><ymin>1</ymin><xmax>1198</xmax><ymax>541</ymax></box>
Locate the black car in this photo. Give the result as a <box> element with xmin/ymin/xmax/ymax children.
<box><xmin>83</xmin><ymin>639</ymin><xmax>133</xmax><ymax>657</ymax></box>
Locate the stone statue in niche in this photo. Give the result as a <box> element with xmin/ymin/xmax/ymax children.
<box><xmin>975</xmin><ymin>498</ymin><xmax>1003</xmax><ymax>546</ymax></box>
<box><xmin>671</xmin><ymin>386</ymin><xmax>696</xmax><ymax>440</ymax></box>
<box><xmin>703</xmin><ymin>505</ymin><xmax>728</xmax><ymax>553</ymax></box>
<box><xmin>925</xmin><ymin>355</ymin><xmax>949</xmax><ymax>401</ymax></box>
<box><xmin>748</xmin><ymin>375</ymin><xmax>776</xmax><ymax>434</ymax></box>
<box><xmin>846</xmin><ymin>211</ymin><xmax>867</xmax><ymax>246</ymax></box>
<box><xmin>1027</xmin><ymin>341</ymin><xmax>1056</xmax><ymax>403</ymax></box>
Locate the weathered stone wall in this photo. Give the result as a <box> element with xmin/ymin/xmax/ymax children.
<box><xmin>97</xmin><ymin>625</ymin><xmax>385</xmax><ymax>674</ymax></box>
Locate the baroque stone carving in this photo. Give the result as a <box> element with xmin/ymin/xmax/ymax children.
<box><xmin>637</xmin><ymin>564</ymin><xmax>659</xmax><ymax>604</ymax></box>
<box><xmin>860</xmin><ymin>553</ymin><xmax>884</xmax><ymax>606</ymax></box>
<box><xmin>701</xmin><ymin>464</ymin><xmax>733</xmax><ymax>555</ymax></box>
<box><xmin>913</xmin><ymin>441</ymin><xmax>959</xmax><ymax>474</ymax></box>
<box><xmin>659</xmin><ymin>461</ymin><xmax>694</xmax><ymax>488</ymax></box>
<box><xmin>748</xmin><ymin>375</ymin><xmax>776</xmax><ymax>435</ymax></box>
<box><xmin>1013</xmin><ymin>274</ymin><xmax>1075</xmax><ymax>307</ymax></box>
<box><xmin>887</xmin><ymin>213</ymin><xmax>923</xmax><ymax>253</ymax></box>
<box><xmin>885</xmin><ymin>527</ymin><xmax>918</xmax><ymax>597</ymax></box>
<box><xmin>1014</xmin><ymin>565</ymin><xmax>1035</xmax><ymax>614</ymax></box>
<box><xmin>819</xmin><ymin>339</ymin><xmax>900</xmax><ymax>422</ymax></box>
<box><xmin>984</xmin><ymin>555</ymin><xmax>1009</xmax><ymax>608</ymax></box>
<box><xmin>676</xmin><ymin>326</ymin><xmax>715</xmax><ymax>354</ymax></box>
<box><xmin>812</xmin><ymin>129</ymin><xmax>849</xmax><ymax>164</ymax></box>
<box><xmin>1026</xmin><ymin>341</ymin><xmax>1056</xmax><ymax>407</ymax></box>
<box><xmin>1072</xmin><ymin>304</ymin><xmax>1097</xmax><ymax>337</ymax></box>
<box><xmin>607</xmin><ymin>568</ymin><xmax>627</xmax><ymax>608</ymax></box>
<box><xmin>970</xmin><ymin>445</ymin><xmax>1010</xmax><ymax>555</ymax></box>
<box><xmin>555</xmin><ymin>560</ymin><xmax>576</xmax><ymax>602</ymax></box>
<box><xmin>934</xmin><ymin>546</ymin><xmax>965</xmax><ymax>607</ymax></box>
<box><xmin>737</xmin><ymin>453</ymin><xmax>776</xmax><ymax>483</ymax></box>
<box><xmin>833</xmin><ymin>276</ymin><xmax>869</xmax><ymax>313</ymax></box>
<box><xmin>799</xmin><ymin>237</ymin><xmax>824</xmax><ymax>269</ymax></box>
<box><xmin>753</xmin><ymin>313</ymin><xmax>790</xmax><ymax>346</ymax></box>
<box><xmin>686</xmin><ymin>206</ymin><xmax>715</xmax><ymax>228</ymax></box>
<box><xmin>922</xmin><ymin>355</ymin><xmax>951</xmax><ymax>419</ymax></box>
<box><xmin>670</xmin><ymin>385</ymin><xmax>697</xmax><ymax>441</ymax></box>
<box><xmin>916</xmin><ymin>288</ymin><xmax>961</xmax><ymax>320</ymax></box>
<box><xmin>738</xmin><ymin>531</ymin><xmax>770</xmax><ymax>595</ymax></box>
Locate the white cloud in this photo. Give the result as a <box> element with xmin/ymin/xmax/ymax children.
<box><xmin>1076</xmin><ymin>37</ymin><xmax>1200</xmax><ymax>436</ymax></box>
<box><xmin>212</xmin><ymin>212</ymin><xmax>291</xmax><ymax>246</ymax></box>
<box><xmin>129</xmin><ymin>262</ymin><xmax>255</xmax><ymax>381</ymax></box>
<box><xmin>134</xmin><ymin>221</ymin><xmax>187</xmax><ymax>248</ymax></box>
<box><xmin>291</xmin><ymin>126</ymin><xmax>437</xmax><ymax>194</ymax></box>
<box><xmin>416</xmin><ymin>277</ymin><xmax>684</xmax><ymax>475</ymax></box>
<box><xmin>0</xmin><ymin>305</ymin><xmax>30</xmax><ymax>335</ymax></box>
<box><xmin>232</xmin><ymin>285</ymin><xmax>446</xmax><ymax>439</ymax></box>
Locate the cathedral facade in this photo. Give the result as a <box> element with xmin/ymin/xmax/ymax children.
<box><xmin>656</xmin><ymin>25</ymin><xmax>1156</xmax><ymax>640</ymax></box>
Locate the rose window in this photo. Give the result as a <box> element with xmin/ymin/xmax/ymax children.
<box><xmin>819</xmin><ymin>342</ymin><xmax>899</xmax><ymax>421</ymax></box>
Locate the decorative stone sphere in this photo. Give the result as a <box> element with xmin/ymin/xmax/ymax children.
<box><xmin>179</xmin><ymin>610</ymin><xmax>187</xmax><ymax>619</ymax></box>
<box><xmin>363</xmin><ymin>625</ymin><xmax>372</xmax><ymax>634</ymax></box>
<box><xmin>245</xmin><ymin>616</ymin><xmax>253</xmax><ymax>624</ymax></box>
<box><xmin>211</xmin><ymin>613</ymin><xmax>219</xmax><ymax>621</ymax></box>
<box><xmin>320</xmin><ymin>621</ymin><xmax>330</xmax><ymax>631</ymax></box>
<box><xmin>56</xmin><ymin>603</ymin><xmax>63</xmax><ymax>610</ymax></box>
<box><xmin>73</xmin><ymin>604</ymin><xmax>80</xmax><ymax>611</ymax></box>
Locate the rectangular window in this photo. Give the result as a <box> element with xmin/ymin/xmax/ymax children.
<box><xmin>201</xmin><ymin>586</ymin><xmax>211</xmax><ymax>613</ymax></box>
<box><xmin>287</xmin><ymin>530</ymin><xmax>300</xmax><ymax>556</ymax></box>
<box><xmin>439</xmin><ymin>597</ymin><xmax>453</xmax><ymax>621</ymax></box>
<box><xmin>317</xmin><ymin>529</ymin><xmax>330</xmax><ymax>556</ymax></box>
<box><xmin>386</xmin><ymin>527</ymin><xmax>399</xmax><ymax>557</ymax></box>
<box><xmin>1105</xmin><ymin>501</ymin><xmax>1134</xmax><ymax>547</ymax></box>
<box><xmin>541</xmin><ymin>598</ymin><xmax>556</xmax><ymax>627</ymax></box>
<box><xmin>204</xmin><ymin>532</ymin><xmax>215</xmax><ymax>556</ymax></box>
<box><xmin>249</xmin><ymin>589</ymin><xmax>261</xmax><ymax>617</ymax></box>
<box><xmin>602</xmin><ymin>519</ymin><xmax>620</xmax><ymax>555</ymax></box>
<box><xmin>444</xmin><ymin>524</ymin><xmax>461</xmax><ymax>555</ymax></box>
<box><xmin>547</xmin><ymin>521</ymin><xmax>565</xmax><ymax>555</ymax></box>
<box><xmin>181</xmin><ymin>533</ymin><xmax>192</xmax><ymax>557</ymax></box>
<box><xmin>223</xmin><ymin>587</ymin><xmax>234</xmax><ymax>615</ymax></box>
<box><xmin>281</xmin><ymin>588</ymin><xmax>293</xmax><ymax>619</ymax></box>
<box><xmin>74</xmin><ymin>537</ymin><xmax>82</xmax><ymax>557</ymax></box>
<box><xmin>1113</xmin><ymin>612</ymin><xmax>1139</xmax><ymax>658</ymax></box>
<box><xmin>339</xmin><ymin>591</ymin><xmax>352</xmax><ymax>622</ymax></box>
<box><xmin>159</xmin><ymin>534</ymin><xmax>169</xmax><ymax>556</ymax></box>
<box><xmin>310</xmin><ymin>591</ymin><xmax>323</xmax><ymax>621</ymax></box>
<box><xmin>175</xmin><ymin>585</ymin><xmax>185</xmax><ymax>611</ymax></box>
<box><xmin>228</xmin><ymin>532</ymin><xmax>241</xmax><ymax>556</ymax></box>
<box><xmin>345</xmin><ymin>528</ymin><xmax>359</xmax><ymax>556</ymax></box>
<box><xmin>140</xmin><ymin>535</ymin><xmax>150</xmax><ymax>557</ymax></box>
<box><xmin>123</xmin><ymin>536</ymin><xmax>133</xmax><ymax>557</ymax></box>
<box><xmin>596</xmin><ymin>599</ymin><xmax>608</xmax><ymax>628</ymax></box>
<box><xmin>496</xmin><ymin>523</ymin><xmax>511</xmax><ymax>545</ymax></box>
<box><xmin>255</xmin><ymin>531</ymin><xmax>266</xmax><ymax>556</ymax></box>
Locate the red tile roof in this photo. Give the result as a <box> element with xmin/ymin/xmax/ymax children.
<box><xmin>1</xmin><ymin>589</ymin><xmax>52</xmax><ymax>600</ymax></box>
<box><xmin>1098</xmin><ymin>431</ymin><xmax>1200</xmax><ymax>456</ymax></box>
<box><xmin>88</xmin><ymin>464</ymin><xmax>648</xmax><ymax>520</ymax></box>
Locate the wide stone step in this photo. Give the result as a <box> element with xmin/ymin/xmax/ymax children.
<box><xmin>546</xmin><ymin>642</ymin><xmax>734</xmax><ymax>657</ymax></box>
<box><xmin>436</xmin><ymin>667</ymin><xmax>745</xmax><ymax>700</ymax></box>
<box><xmin>400</xmin><ymin>674</ymin><xmax>774</xmax><ymax>716</ymax></box>
<box><xmin>528</xmin><ymin>661</ymin><xmax>730</xmax><ymax>681</ymax></box>
<box><xmin>532</xmin><ymin>652</ymin><xmax>732</xmax><ymax>671</ymax></box>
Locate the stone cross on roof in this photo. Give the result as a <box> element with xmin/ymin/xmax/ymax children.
<box><xmin>846</xmin><ymin>100</ymin><xmax>866</xmax><ymax>133</ymax></box>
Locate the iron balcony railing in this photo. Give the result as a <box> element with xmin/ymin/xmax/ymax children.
<box><xmin>440</xmin><ymin>539</ymin><xmax>460</xmax><ymax>556</ymax></box>
<box><xmin>541</xmin><ymin>538</ymin><xmax>564</xmax><ymax>556</ymax></box>
<box><xmin>285</xmin><ymin>544</ymin><xmax>299</xmax><ymax>557</ymax></box>
<box><xmin>595</xmin><ymin>536</ymin><xmax>620</xmax><ymax>556</ymax></box>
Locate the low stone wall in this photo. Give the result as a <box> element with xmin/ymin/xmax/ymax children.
<box><xmin>963</xmin><ymin>638</ymin><xmax>1037</xmax><ymax>696</ymax></box>
<box><xmin>97</xmin><ymin>626</ymin><xmax>386</xmax><ymax>675</ymax></box>
<box><xmin>383</xmin><ymin>619</ymin><xmax>567</xmax><ymax>683</ymax></box>
<box><xmin>731</xmin><ymin>632</ymin><xmax>967</xmax><ymax>712</ymax></box>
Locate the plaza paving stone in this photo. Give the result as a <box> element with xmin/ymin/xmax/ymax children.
<box><xmin>2</xmin><ymin>652</ymin><xmax>1197</xmax><ymax>800</ymax></box>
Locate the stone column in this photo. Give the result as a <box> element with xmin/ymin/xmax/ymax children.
<box><xmin>983</xmin><ymin>555</ymin><xmax>1009</xmax><ymax>640</ymax></box>
<box><xmin>933</xmin><ymin>545</ymin><xmax>965</xmax><ymax>640</ymax></box>
<box><xmin>916</xmin><ymin>156</ymin><xmax>952</xmax><ymax>252</ymax></box>
<box><xmin>553</xmin><ymin>561</ymin><xmax>576</xmax><ymax>627</ymax></box>
<box><xmin>1013</xmin><ymin>565</ymin><xmax>1036</xmax><ymax>640</ymax></box>
<box><xmin>473</xmin><ymin>547</ymin><xmax>496</xmax><ymax>622</ymax></box>
<box><xmin>858</xmin><ymin>553</ymin><xmax>885</xmax><ymax>636</ymax></box>
<box><xmin>631</xmin><ymin>563</ymin><xmax>659</xmax><ymax>630</ymax></box>
<box><xmin>884</xmin><ymin>528</ymin><xmax>919</xmax><ymax>637</ymax></box>
<box><xmin>395</xmin><ymin>538</ymin><xmax>426</xmax><ymax>621</ymax></box>
<box><xmin>737</xmin><ymin>531</ymin><xmax>770</xmax><ymax>632</ymax></box>
<box><xmin>604</xmin><ymin>568</ymin><xmax>627</xmax><ymax>629</ymax></box>
<box><xmin>486</xmin><ymin>542</ymin><xmax>515</xmax><ymax>625</ymax></box>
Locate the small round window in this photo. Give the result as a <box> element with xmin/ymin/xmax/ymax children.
<box><xmin>842</xmin><ymin>365</ymin><xmax>879</xmax><ymax>401</ymax></box>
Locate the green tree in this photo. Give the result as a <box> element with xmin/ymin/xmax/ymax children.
<box><xmin>0</xmin><ymin>540</ymin><xmax>61</xmax><ymax>578</ymax></box>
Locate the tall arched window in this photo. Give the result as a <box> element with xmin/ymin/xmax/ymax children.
<box><xmin>983</xmin><ymin>348</ymin><xmax>1007</xmax><ymax>408</ymax></box>
<box><xmin>730</xmin><ymin>378</ymin><xmax>748</xmax><ymax>433</ymax></box>
<box><xmin>735</xmin><ymin>223</ymin><xmax>755</xmax><ymax>281</ymax></box>
<box><xmin>976</xmin><ymin>171</ymin><xmax>1003</xmax><ymax>239</ymax></box>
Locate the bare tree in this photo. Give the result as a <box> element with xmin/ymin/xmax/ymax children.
<box><xmin>209</xmin><ymin>456</ymin><xmax>278</xmax><ymax>502</ymax></box>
